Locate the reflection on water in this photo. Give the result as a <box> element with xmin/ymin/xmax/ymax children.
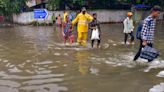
<box><xmin>0</xmin><ymin>23</ymin><xmax>163</xmax><ymax>92</ymax></box>
<box><xmin>76</xmin><ymin>51</ymin><xmax>92</xmax><ymax>75</ymax></box>
<box><xmin>20</xmin><ymin>84</ymin><xmax>67</xmax><ymax>92</ymax></box>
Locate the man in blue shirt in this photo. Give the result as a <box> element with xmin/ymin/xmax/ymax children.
<box><xmin>134</xmin><ymin>6</ymin><xmax>161</xmax><ymax>62</ymax></box>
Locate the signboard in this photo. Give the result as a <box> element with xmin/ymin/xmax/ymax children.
<box><xmin>34</xmin><ymin>9</ymin><xmax>48</xmax><ymax>19</ymax></box>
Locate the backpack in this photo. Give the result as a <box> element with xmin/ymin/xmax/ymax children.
<box><xmin>69</xmin><ymin>13</ymin><xmax>75</xmax><ymax>21</ymax></box>
<box><xmin>136</xmin><ymin>20</ymin><xmax>152</xmax><ymax>39</ymax></box>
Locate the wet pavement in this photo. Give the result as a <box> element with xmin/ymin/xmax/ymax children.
<box><xmin>0</xmin><ymin>23</ymin><xmax>163</xmax><ymax>92</ymax></box>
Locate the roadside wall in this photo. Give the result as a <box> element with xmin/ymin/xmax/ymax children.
<box><xmin>13</xmin><ymin>10</ymin><xmax>164</xmax><ymax>24</ymax></box>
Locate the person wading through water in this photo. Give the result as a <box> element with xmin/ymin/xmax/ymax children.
<box><xmin>72</xmin><ymin>7</ymin><xmax>93</xmax><ymax>46</ymax></box>
<box><xmin>133</xmin><ymin>6</ymin><xmax>161</xmax><ymax>62</ymax></box>
<box><xmin>123</xmin><ymin>12</ymin><xmax>134</xmax><ymax>45</ymax></box>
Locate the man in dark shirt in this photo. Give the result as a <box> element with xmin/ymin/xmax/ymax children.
<box><xmin>90</xmin><ymin>13</ymin><xmax>101</xmax><ymax>48</ymax></box>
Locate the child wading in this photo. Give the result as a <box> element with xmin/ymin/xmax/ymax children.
<box><xmin>57</xmin><ymin>14</ymin><xmax>62</xmax><ymax>27</ymax></box>
<box><xmin>90</xmin><ymin>13</ymin><xmax>101</xmax><ymax>48</ymax></box>
<box><xmin>62</xmin><ymin>15</ymin><xmax>74</xmax><ymax>44</ymax></box>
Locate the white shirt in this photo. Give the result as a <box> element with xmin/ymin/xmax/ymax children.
<box><xmin>123</xmin><ymin>17</ymin><xmax>134</xmax><ymax>33</ymax></box>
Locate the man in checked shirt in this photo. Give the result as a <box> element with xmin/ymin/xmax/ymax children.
<box><xmin>134</xmin><ymin>6</ymin><xmax>161</xmax><ymax>62</ymax></box>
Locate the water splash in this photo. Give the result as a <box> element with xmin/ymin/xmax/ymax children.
<box><xmin>149</xmin><ymin>83</ymin><xmax>164</xmax><ymax>92</ymax></box>
<box><xmin>144</xmin><ymin>60</ymin><xmax>164</xmax><ymax>72</ymax></box>
<box><xmin>156</xmin><ymin>70</ymin><xmax>164</xmax><ymax>78</ymax></box>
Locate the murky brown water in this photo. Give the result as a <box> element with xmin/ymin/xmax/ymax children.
<box><xmin>0</xmin><ymin>23</ymin><xmax>163</xmax><ymax>92</ymax></box>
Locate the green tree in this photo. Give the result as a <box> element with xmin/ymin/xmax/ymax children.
<box><xmin>47</xmin><ymin>0</ymin><xmax>85</xmax><ymax>10</ymax></box>
<box><xmin>46</xmin><ymin>0</ymin><xmax>164</xmax><ymax>10</ymax></box>
<box><xmin>0</xmin><ymin>0</ymin><xmax>27</xmax><ymax>20</ymax></box>
<box><xmin>47</xmin><ymin>0</ymin><xmax>61</xmax><ymax>10</ymax></box>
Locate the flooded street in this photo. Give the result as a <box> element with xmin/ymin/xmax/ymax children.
<box><xmin>0</xmin><ymin>23</ymin><xmax>164</xmax><ymax>92</ymax></box>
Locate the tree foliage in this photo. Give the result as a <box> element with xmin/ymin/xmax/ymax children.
<box><xmin>0</xmin><ymin>0</ymin><xmax>163</xmax><ymax>17</ymax></box>
<box><xmin>47</xmin><ymin>0</ymin><xmax>85</xmax><ymax>10</ymax></box>
<box><xmin>46</xmin><ymin>0</ymin><xmax>164</xmax><ymax>10</ymax></box>
<box><xmin>46</xmin><ymin>0</ymin><xmax>60</xmax><ymax>10</ymax></box>
<box><xmin>0</xmin><ymin>0</ymin><xmax>27</xmax><ymax>16</ymax></box>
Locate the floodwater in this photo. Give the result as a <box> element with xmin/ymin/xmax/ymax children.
<box><xmin>0</xmin><ymin>23</ymin><xmax>163</xmax><ymax>92</ymax></box>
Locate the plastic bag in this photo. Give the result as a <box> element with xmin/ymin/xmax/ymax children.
<box><xmin>91</xmin><ymin>29</ymin><xmax>100</xmax><ymax>40</ymax></box>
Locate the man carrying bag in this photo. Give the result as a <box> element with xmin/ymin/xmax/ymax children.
<box><xmin>133</xmin><ymin>6</ymin><xmax>161</xmax><ymax>62</ymax></box>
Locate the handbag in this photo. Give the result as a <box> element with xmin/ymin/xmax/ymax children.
<box><xmin>140</xmin><ymin>46</ymin><xmax>160</xmax><ymax>60</ymax></box>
